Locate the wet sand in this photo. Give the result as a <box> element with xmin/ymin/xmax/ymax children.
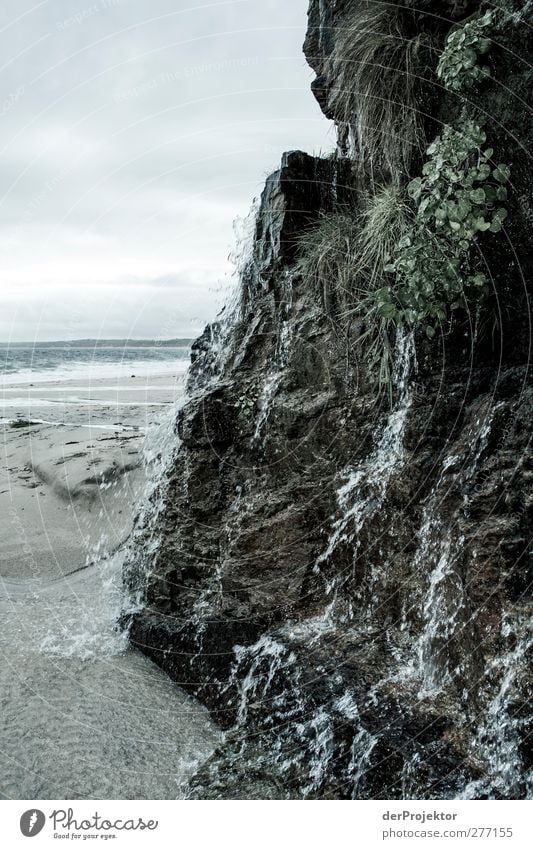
<box><xmin>0</xmin><ymin>370</ymin><xmax>221</xmax><ymax>799</ymax></box>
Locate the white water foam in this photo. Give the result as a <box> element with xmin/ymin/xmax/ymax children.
<box><xmin>313</xmin><ymin>330</ymin><xmax>415</xmax><ymax>619</ymax></box>
<box><xmin>253</xmin><ymin>273</ymin><xmax>294</xmax><ymax>445</ymax></box>
<box><xmin>460</xmin><ymin>614</ymin><xmax>532</xmax><ymax>799</ymax></box>
<box><xmin>411</xmin><ymin>406</ymin><xmax>498</xmax><ymax>698</ymax></box>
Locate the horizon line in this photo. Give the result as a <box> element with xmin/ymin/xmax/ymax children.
<box><xmin>0</xmin><ymin>337</ymin><xmax>195</xmax><ymax>345</ymax></box>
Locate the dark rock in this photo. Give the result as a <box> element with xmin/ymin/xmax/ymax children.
<box><xmin>124</xmin><ymin>0</ymin><xmax>533</xmax><ymax>800</ymax></box>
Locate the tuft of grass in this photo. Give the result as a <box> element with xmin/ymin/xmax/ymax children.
<box><xmin>327</xmin><ymin>0</ymin><xmax>432</xmax><ymax>178</ymax></box>
<box><xmin>296</xmin><ymin>184</ymin><xmax>412</xmax><ymax>402</ymax></box>
<box><xmin>296</xmin><ymin>207</ymin><xmax>362</xmax><ymax>315</ymax></box>
<box><xmin>296</xmin><ymin>184</ymin><xmax>411</xmax><ymax>313</ymax></box>
<box><xmin>348</xmin><ymin>183</ymin><xmax>412</xmax><ymax>297</ymax></box>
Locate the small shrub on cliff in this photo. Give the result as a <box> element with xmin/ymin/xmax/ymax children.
<box><xmin>296</xmin><ymin>185</ymin><xmax>410</xmax><ymax>316</ymax></box>
<box><xmin>348</xmin><ymin>183</ymin><xmax>412</xmax><ymax>297</ymax></box>
<box><xmin>328</xmin><ymin>0</ymin><xmax>432</xmax><ymax>176</ymax></box>
<box><xmin>437</xmin><ymin>10</ymin><xmax>494</xmax><ymax>92</ymax></box>
<box><xmin>296</xmin><ymin>207</ymin><xmax>361</xmax><ymax>314</ymax></box>
<box><xmin>296</xmin><ymin>185</ymin><xmax>411</xmax><ymax>401</ymax></box>
<box><xmin>299</xmin><ymin>8</ymin><xmax>511</xmax><ymax>397</ymax></box>
<box><xmin>381</xmin><ymin>117</ymin><xmax>510</xmax><ymax>333</ymax></box>
<box><xmin>357</xmin><ymin>117</ymin><xmax>510</xmax><ymax>394</ymax></box>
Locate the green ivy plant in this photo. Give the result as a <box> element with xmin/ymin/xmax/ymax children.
<box><xmin>237</xmin><ymin>393</ymin><xmax>256</xmax><ymax>418</ymax></box>
<box><xmin>437</xmin><ymin>10</ymin><xmax>494</xmax><ymax>91</ymax></box>
<box><xmin>295</xmin><ymin>6</ymin><xmax>510</xmax><ymax>400</ymax></box>
<box><xmin>371</xmin><ymin>5</ymin><xmax>510</xmax><ymax>342</ymax></box>
<box><xmin>380</xmin><ymin>117</ymin><xmax>510</xmax><ymax>336</ymax></box>
<box><xmin>409</xmin><ymin>123</ymin><xmax>509</xmax><ymax>238</ymax></box>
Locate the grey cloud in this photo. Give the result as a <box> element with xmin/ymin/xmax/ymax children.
<box><xmin>0</xmin><ymin>0</ymin><xmax>331</xmax><ymax>341</ymax></box>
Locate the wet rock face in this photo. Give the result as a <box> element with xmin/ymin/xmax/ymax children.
<box><xmin>126</xmin><ymin>2</ymin><xmax>533</xmax><ymax>799</ymax></box>
<box><xmin>128</xmin><ymin>150</ymin><xmax>356</xmax><ymax>623</ymax></box>
<box><xmin>303</xmin><ymin>0</ymin><xmax>474</xmax><ymax>157</ymax></box>
<box><xmin>304</xmin><ymin>0</ymin><xmax>478</xmax><ymax>99</ymax></box>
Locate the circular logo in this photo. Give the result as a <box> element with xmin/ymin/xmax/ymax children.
<box><xmin>20</xmin><ymin>810</ymin><xmax>46</xmax><ymax>837</ymax></box>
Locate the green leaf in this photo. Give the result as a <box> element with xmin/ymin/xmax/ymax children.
<box><xmin>470</xmin><ymin>188</ymin><xmax>486</xmax><ymax>204</ymax></box>
<box><xmin>379</xmin><ymin>303</ymin><xmax>397</xmax><ymax>319</ymax></box>
<box><xmin>493</xmin><ymin>164</ymin><xmax>511</xmax><ymax>183</ymax></box>
<box><xmin>462</xmin><ymin>48</ymin><xmax>477</xmax><ymax>68</ymax></box>
<box><xmin>456</xmin><ymin>199</ymin><xmax>471</xmax><ymax>220</ymax></box>
<box><xmin>446</xmin><ymin>200</ymin><xmax>459</xmax><ymax>219</ymax></box>
<box><xmin>408</xmin><ymin>178</ymin><xmax>423</xmax><ymax>199</ymax></box>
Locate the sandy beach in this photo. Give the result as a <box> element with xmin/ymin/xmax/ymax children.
<box><xmin>0</xmin><ymin>364</ymin><xmax>221</xmax><ymax>799</ymax></box>
<box><xmin>0</xmin><ymin>370</ymin><xmax>182</xmax><ymax>581</ymax></box>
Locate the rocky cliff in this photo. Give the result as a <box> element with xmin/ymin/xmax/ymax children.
<box><xmin>125</xmin><ymin>0</ymin><xmax>532</xmax><ymax>799</ymax></box>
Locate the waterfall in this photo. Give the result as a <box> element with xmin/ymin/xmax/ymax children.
<box><xmin>313</xmin><ymin>329</ymin><xmax>415</xmax><ymax>615</ymax></box>
<box><xmin>222</xmin><ymin>634</ymin><xmax>378</xmax><ymax>799</ymax></box>
<box><xmin>401</xmin><ymin>752</ymin><xmax>423</xmax><ymax>800</ymax></box>
<box><xmin>408</xmin><ymin>404</ymin><xmax>499</xmax><ymax>698</ymax></box>
<box><xmin>415</xmin><ymin>528</ymin><xmax>465</xmax><ymax>696</ymax></box>
<box><xmin>335</xmin><ymin>691</ymin><xmax>378</xmax><ymax>798</ymax></box>
<box><xmin>252</xmin><ymin>271</ymin><xmax>294</xmax><ymax>446</ymax></box>
<box><xmin>124</xmin><ymin>202</ymin><xmax>261</xmax><ymax>612</ymax></box>
<box><xmin>231</xmin><ymin>636</ymin><xmax>292</xmax><ymax>726</ymax></box>
<box><xmin>461</xmin><ymin>613</ymin><xmax>532</xmax><ymax>799</ymax></box>
<box><xmin>121</xmin><ymin>405</ymin><xmax>183</xmax><ymax>610</ymax></box>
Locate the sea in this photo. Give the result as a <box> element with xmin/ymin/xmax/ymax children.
<box><xmin>0</xmin><ymin>340</ymin><xmax>192</xmax><ymax>429</ymax></box>
<box><xmin>0</xmin><ymin>340</ymin><xmax>192</xmax><ymax>379</ymax></box>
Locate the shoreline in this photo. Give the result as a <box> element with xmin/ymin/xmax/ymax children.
<box><xmin>0</xmin><ymin>369</ymin><xmax>183</xmax><ymax>580</ymax></box>
<box><xmin>0</xmin><ymin>364</ymin><xmax>222</xmax><ymax>799</ymax></box>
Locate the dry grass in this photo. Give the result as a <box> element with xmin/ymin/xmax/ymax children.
<box><xmin>328</xmin><ymin>0</ymin><xmax>431</xmax><ymax>178</ymax></box>
<box><xmin>296</xmin><ymin>183</ymin><xmax>410</xmax><ymax>313</ymax></box>
<box><xmin>349</xmin><ymin>182</ymin><xmax>411</xmax><ymax>296</ymax></box>
<box><xmin>296</xmin><ymin>183</ymin><xmax>412</xmax><ymax>401</ymax></box>
<box><xmin>296</xmin><ymin>207</ymin><xmax>362</xmax><ymax>315</ymax></box>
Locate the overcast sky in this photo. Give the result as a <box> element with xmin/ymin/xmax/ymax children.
<box><xmin>0</xmin><ymin>0</ymin><xmax>333</xmax><ymax>341</ymax></box>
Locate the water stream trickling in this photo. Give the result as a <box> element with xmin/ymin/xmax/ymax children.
<box><xmin>223</xmin><ymin>633</ymin><xmax>379</xmax><ymax>799</ymax></box>
<box><xmin>253</xmin><ymin>272</ymin><xmax>294</xmax><ymax>446</ymax></box>
<box><xmin>411</xmin><ymin>406</ymin><xmax>498</xmax><ymax>698</ymax></box>
<box><xmin>313</xmin><ymin>330</ymin><xmax>415</xmax><ymax>615</ymax></box>
<box><xmin>460</xmin><ymin>613</ymin><xmax>532</xmax><ymax>799</ymax></box>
